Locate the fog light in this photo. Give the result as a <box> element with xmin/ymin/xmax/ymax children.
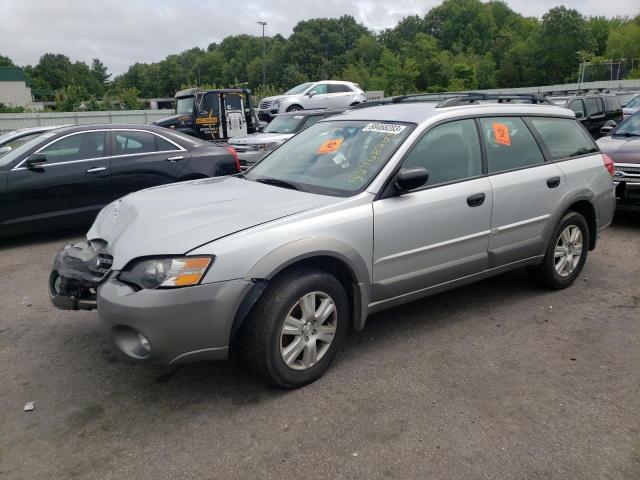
<box><xmin>138</xmin><ymin>332</ymin><xmax>151</xmax><ymax>353</ymax></box>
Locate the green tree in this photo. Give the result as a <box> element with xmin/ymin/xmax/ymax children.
<box><xmin>0</xmin><ymin>55</ymin><xmax>15</xmax><ymax>67</ymax></box>
<box><xmin>537</xmin><ymin>7</ymin><xmax>593</xmax><ymax>83</ymax></box>
<box><xmin>119</xmin><ymin>87</ymin><xmax>143</xmax><ymax>109</ymax></box>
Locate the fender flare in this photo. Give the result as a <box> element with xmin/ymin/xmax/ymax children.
<box><xmin>230</xmin><ymin>238</ymin><xmax>372</xmax><ymax>340</ymax></box>
<box><xmin>539</xmin><ymin>188</ymin><xmax>597</xmax><ymax>255</ymax></box>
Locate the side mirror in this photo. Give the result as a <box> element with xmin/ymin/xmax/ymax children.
<box><xmin>307</xmin><ymin>91</ymin><xmax>316</xmax><ymax>98</ymax></box>
<box><xmin>574</xmin><ymin>111</ymin><xmax>584</xmax><ymax>119</ymax></box>
<box><xmin>25</xmin><ymin>153</ymin><xmax>47</xmax><ymax>169</ymax></box>
<box><xmin>600</xmin><ymin>120</ymin><xmax>617</xmax><ymax>135</ymax></box>
<box><xmin>395</xmin><ymin>167</ymin><xmax>429</xmax><ymax>192</ymax></box>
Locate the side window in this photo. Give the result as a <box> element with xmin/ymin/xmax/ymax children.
<box><xmin>114</xmin><ymin>131</ymin><xmax>160</xmax><ymax>155</ymax></box>
<box><xmin>328</xmin><ymin>84</ymin><xmax>349</xmax><ymax>93</ymax></box>
<box><xmin>155</xmin><ymin>135</ymin><xmax>179</xmax><ymax>152</ymax></box>
<box><xmin>584</xmin><ymin>98</ymin><xmax>601</xmax><ymax>118</ymax></box>
<box><xmin>568</xmin><ymin>99</ymin><xmax>584</xmax><ymax>117</ymax></box>
<box><xmin>40</xmin><ymin>131</ymin><xmax>106</xmax><ymax>163</ymax></box>
<box><xmin>528</xmin><ymin>117</ymin><xmax>598</xmax><ymax>160</ymax></box>
<box><xmin>604</xmin><ymin>96</ymin><xmax>621</xmax><ymax>112</ymax></box>
<box><xmin>479</xmin><ymin>117</ymin><xmax>544</xmax><ymax>174</ymax></box>
<box><xmin>301</xmin><ymin>115</ymin><xmax>323</xmax><ymax>129</ymax></box>
<box><xmin>309</xmin><ymin>84</ymin><xmax>328</xmax><ymax>95</ymax></box>
<box><xmin>402</xmin><ymin>119</ymin><xmax>482</xmax><ymax>186</ymax></box>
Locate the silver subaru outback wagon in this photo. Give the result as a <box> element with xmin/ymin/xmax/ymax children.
<box><xmin>50</xmin><ymin>96</ymin><xmax>616</xmax><ymax>388</ymax></box>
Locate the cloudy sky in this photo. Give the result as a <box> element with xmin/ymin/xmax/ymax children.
<box><xmin>0</xmin><ymin>0</ymin><xmax>638</xmax><ymax>75</ymax></box>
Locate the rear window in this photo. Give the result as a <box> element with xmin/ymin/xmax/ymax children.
<box><xmin>584</xmin><ymin>97</ymin><xmax>603</xmax><ymax>117</ymax></box>
<box><xmin>479</xmin><ymin>117</ymin><xmax>545</xmax><ymax>173</ymax></box>
<box><xmin>528</xmin><ymin>117</ymin><xmax>598</xmax><ymax>160</ymax></box>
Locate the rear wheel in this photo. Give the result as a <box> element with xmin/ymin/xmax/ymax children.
<box><xmin>528</xmin><ymin>211</ymin><xmax>589</xmax><ymax>289</ymax></box>
<box><xmin>241</xmin><ymin>267</ymin><xmax>348</xmax><ymax>388</ymax></box>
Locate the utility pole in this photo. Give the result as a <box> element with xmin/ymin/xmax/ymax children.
<box><xmin>257</xmin><ymin>21</ymin><xmax>267</xmax><ymax>87</ymax></box>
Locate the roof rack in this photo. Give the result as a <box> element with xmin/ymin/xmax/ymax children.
<box><xmin>435</xmin><ymin>93</ymin><xmax>550</xmax><ymax>107</ymax></box>
<box><xmin>351</xmin><ymin>92</ymin><xmax>551</xmax><ymax>110</ymax></box>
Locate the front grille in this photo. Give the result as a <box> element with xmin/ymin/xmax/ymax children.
<box><xmin>618</xmin><ymin>166</ymin><xmax>640</xmax><ymax>174</ymax></box>
<box><xmin>259</xmin><ymin>100</ymin><xmax>272</xmax><ymax>109</ymax></box>
<box><xmin>232</xmin><ymin>145</ymin><xmax>251</xmax><ymax>152</ymax></box>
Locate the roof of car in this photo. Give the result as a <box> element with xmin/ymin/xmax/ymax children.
<box><xmin>276</xmin><ymin>108</ymin><xmax>346</xmax><ymax>117</ymax></box>
<box><xmin>326</xmin><ymin>102</ymin><xmax>575</xmax><ymax>125</ymax></box>
<box><xmin>49</xmin><ymin>123</ymin><xmax>175</xmax><ymax>134</ymax></box>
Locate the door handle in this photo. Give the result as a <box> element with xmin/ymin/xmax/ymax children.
<box><xmin>546</xmin><ymin>176</ymin><xmax>561</xmax><ymax>188</ymax></box>
<box><xmin>166</xmin><ymin>156</ymin><xmax>184</xmax><ymax>162</ymax></box>
<box><xmin>466</xmin><ymin>193</ymin><xmax>485</xmax><ymax>207</ymax></box>
<box><xmin>85</xmin><ymin>167</ymin><xmax>106</xmax><ymax>174</ymax></box>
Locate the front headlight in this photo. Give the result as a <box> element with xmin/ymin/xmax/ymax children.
<box><xmin>119</xmin><ymin>256</ymin><xmax>213</xmax><ymax>290</ymax></box>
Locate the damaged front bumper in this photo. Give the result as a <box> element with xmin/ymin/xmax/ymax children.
<box><xmin>49</xmin><ymin>241</ymin><xmax>112</xmax><ymax>311</ymax></box>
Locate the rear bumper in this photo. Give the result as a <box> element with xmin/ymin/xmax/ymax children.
<box><xmin>615</xmin><ymin>181</ymin><xmax>640</xmax><ymax>211</ymax></box>
<box><xmin>97</xmin><ymin>277</ymin><xmax>253</xmax><ymax>365</ymax></box>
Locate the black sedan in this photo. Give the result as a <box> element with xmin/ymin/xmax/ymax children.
<box><xmin>0</xmin><ymin>124</ymin><xmax>240</xmax><ymax>236</ymax></box>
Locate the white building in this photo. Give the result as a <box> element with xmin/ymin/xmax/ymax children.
<box><xmin>0</xmin><ymin>67</ymin><xmax>33</xmax><ymax>108</ymax></box>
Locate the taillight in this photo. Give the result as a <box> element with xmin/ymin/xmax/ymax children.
<box><xmin>227</xmin><ymin>146</ymin><xmax>241</xmax><ymax>172</ymax></box>
<box><xmin>602</xmin><ymin>153</ymin><xmax>615</xmax><ymax>177</ymax></box>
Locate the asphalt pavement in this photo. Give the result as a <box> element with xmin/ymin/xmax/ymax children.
<box><xmin>1</xmin><ymin>213</ymin><xmax>639</xmax><ymax>479</ymax></box>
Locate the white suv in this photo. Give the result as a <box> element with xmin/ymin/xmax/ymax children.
<box><xmin>258</xmin><ymin>80</ymin><xmax>366</xmax><ymax>121</ymax></box>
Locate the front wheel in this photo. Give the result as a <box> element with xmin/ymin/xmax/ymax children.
<box><xmin>528</xmin><ymin>211</ymin><xmax>589</xmax><ymax>289</ymax></box>
<box><xmin>286</xmin><ymin>105</ymin><xmax>302</xmax><ymax>112</ymax></box>
<box><xmin>241</xmin><ymin>267</ymin><xmax>348</xmax><ymax>388</ymax></box>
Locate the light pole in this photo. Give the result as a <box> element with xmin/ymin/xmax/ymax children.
<box><xmin>257</xmin><ymin>21</ymin><xmax>267</xmax><ymax>87</ymax></box>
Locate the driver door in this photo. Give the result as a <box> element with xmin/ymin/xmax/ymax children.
<box><xmin>305</xmin><ymin>83</ymin><xmax>330</xmax><ymax>109</ymax></box>
<box><xmin>372</xmin><ymin>119</ymin><xmax>492</xmax><ymax>302</ymax></box>
<box><xmin>2</xmin><ymin>130</ymin><xmax>111</xmax><ymax>230</ymax></box>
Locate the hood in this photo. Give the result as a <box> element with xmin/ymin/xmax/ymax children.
<box><xmin>228</xmin><ymin>132</ymin><xmax>293</xmax><ymax>145</ymax></box>
<box><xmin>87</xmin><ymin>176</ymin><xmax>339</xmax><ymax>269</ymax></box>
<box><xmin>151</xmin><ymin>113</ymin><xmax>191</xmax><ymax>128</ymax></box>
<box><xmin>597</xmin><ymin>136</ymin><xmax>640</xmax><ymax>164</ymax></box>
<box><xmin>260</xmin><ymin>94</ymin><xmax>294</xmax><ymax>103</ymax></box>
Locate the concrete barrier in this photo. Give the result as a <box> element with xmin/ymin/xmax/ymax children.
<box><xmin>0</xmin><ymin>109</ymin><xmax>174</xmax><ymax>135</ymax></box>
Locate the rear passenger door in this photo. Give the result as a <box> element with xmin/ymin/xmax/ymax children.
<box><xmin>480</xmin><ymin>117</ymin><xmax>566</xmax><ymax>266</ymax></box>
<box><xmin>110</xmin><ymin>129</ymin><xmax>190</xmax><ymax>200</ymax></box>
<box><xmin>327</xmin><ymin>84</ymin><xmax>352</xmax><ymax>108</ymax></box>
<box><xmin>373</xmin><ymin>119</ymin><xmax>492</xmax><ymax>301</ymax></box>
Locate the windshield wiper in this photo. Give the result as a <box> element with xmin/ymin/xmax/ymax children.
<box><xmin>255</xmin><ymin>177</ymin><xmax>305</xmax><ymax>191</ymax></box>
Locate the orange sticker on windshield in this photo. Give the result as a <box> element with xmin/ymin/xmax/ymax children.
<box><xmin>316</xmin><ymin>138</ymin><xmax>343</xmax><ymax>154</ymax></box>
<box><xmin>492</xmin><ymin>122</ymin><xmax>511</xmax><ymax>146</ymax></box>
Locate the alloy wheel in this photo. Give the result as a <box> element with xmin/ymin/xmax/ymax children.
<box><xmin>554</xmin><ymin>225</ymin><xmax>583</xmax><ymax>277</ymax></box>
<box><xmin>279</xmin><ymin>291</ymin><xmax>337</xmax><ymax>370</ymax></box>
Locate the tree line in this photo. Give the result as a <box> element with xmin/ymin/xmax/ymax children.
<box><xmin>1</xmin><ymin>0</ymin><xmax>639</xmax><ymax>112</ymax></box>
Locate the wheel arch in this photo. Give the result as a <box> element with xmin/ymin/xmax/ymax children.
<box><xmin>230</xmin><ymin>239</ymin><xmax>372</xmax><ymax>341</ymax></box>
<box><xmin>542</xmin><ymin>191</ymin><xmax>598</xmax><ymax>255</ymax></box>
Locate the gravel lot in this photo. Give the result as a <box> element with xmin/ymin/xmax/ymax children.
<box><xmin>1</xmin><ymin>213</ymin><xmax>639</xmax><ymax>480</ymax></box>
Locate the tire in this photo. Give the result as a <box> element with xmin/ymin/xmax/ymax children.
<box><xmin>528</xmin><ymin>211</ymin><xmax>589</xmax><ymax>289</ymax></box>
<box><xmin>286</xmin><ymin>105</ymin><xmax>302</xmax><ymax>112</ymax></box>
<box><xmin>241</xmin><ymin>267</ymin><xmax>349</xmax><ymax>388</ymax></box>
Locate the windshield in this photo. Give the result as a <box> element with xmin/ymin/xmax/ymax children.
<box><xmin>285</xmin><ymin>82</ymin><xmax>314</xmax><ymax>95</ymax></box>
<box><xmin>614</xmin><ymin>113</ymin><xmax>640</xmax><ymax>136</ymax></box>
<box><xmin>247</xmin><ymin>120</ymin><xmax>414</xmax><ymax>196</ymax></box>
<box><xmin>0</xmin><ymin>131</ymin><xmax>56</xmax><ymax>168</ymax></box>
<box><xmin>625</xmin><ymin>96</ymin><xmax>640</xmax><ymax>108</ymax></box>
<box><xmin>263</xmin><ymin>115</ymin><xmax>306</xmax><ymax>134</ymax></box>
<box><xmin>176</xmin><ymin>96</ymin><xmax>195</xmax><ymax>115</ymax></box>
